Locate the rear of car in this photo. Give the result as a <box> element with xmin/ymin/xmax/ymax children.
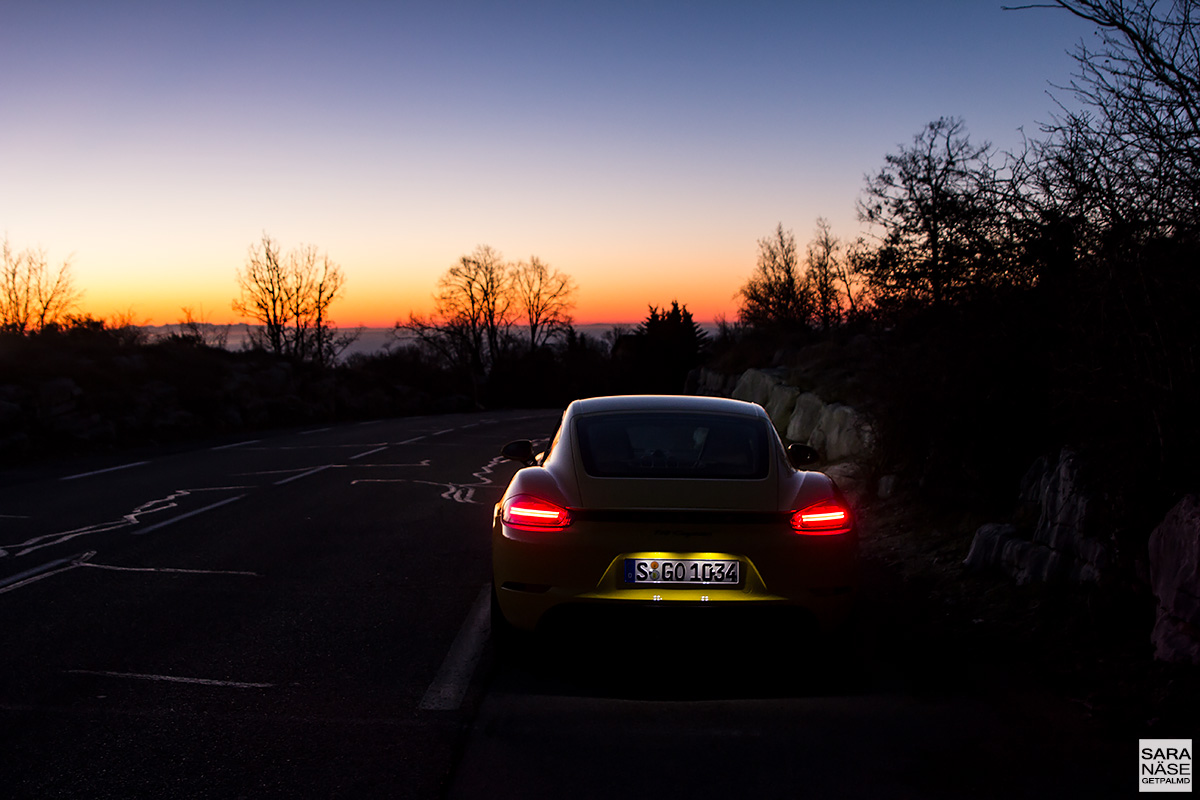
<box><xmin>492</xmin><ymin>396</ymin><xmax>858</xmax><ymax>633</ymax></box>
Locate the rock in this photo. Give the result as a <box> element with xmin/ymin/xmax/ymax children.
<box><xmin>964</xmin><ymin>449</ymin><xmax>1112</xmax><ymax>585</ymax></box>
<box><xmin>877</xmin><ymin>474</ymin><xmax>898</xmax><ymax>500</ymax></box>
<box><xmin>1149</xmin><ymin>494</ymin><xmax>1200</xmax><ymax>664</ymax></box>
<box><xmin>701</xmin><ymin>370</ymin><xmax>875</xmax><ymax>505</ymax></box>
<box><xmin>764</xmin><ymin>385</ymin><xmax>800</xmax><ymax>433</ymax></box>
<box><xmin>963</xmin><ymin>523</ymin><xmax>1070</xmax><ymax>585</ymax></box>
<box><xmin>731</xmin><ymin>368</ymin><xmax>782</xmax><ymax>407</ymax></box>
<box><xmin>1022</xmin><ymin>449</ymin><xmax>1112</xmax><ymax>576</ymax></box>
<box><xmin>964</xmin><ymin>523</ymin><xmax>1020</xmax><ymax>571</ymax></box>
<box><xmin>690</xmin><ymin>368</ymin><xmax>737</xmax><ymax>397</ymax></box>
<box><xmin>810</xmin><ymin>403</ymin><xmax>874</xmax><ymax>462</ymax></box>
<box><xmin>824</xmin><ymin>461</ymin><xmax>866</xmax><ymax>507</ymax></box>
<box><xmin>963</xmin><ymin>523</ymin><xmax>1058</xmax><ymax>583</ymax></box>
<box><xmin>784</xmin><ymin>392</ymin><xmax>825</xmax><ymax>443</ymax></box>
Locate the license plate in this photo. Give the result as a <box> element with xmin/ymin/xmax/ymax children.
<box><xmin>623</xmin><ymin>558</ymin><xmax>740</xmax><ymax>585</ymax></box>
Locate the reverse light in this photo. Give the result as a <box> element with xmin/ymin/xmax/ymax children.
<box><xmin>502</xmin><ymin>495</ymin><xmax>572</xmax><ymax>531</ymax></box>
<box><xmin>790</xmin><ymin>500</ymin><xmax>852</xmax><ymax>534</ymax></box>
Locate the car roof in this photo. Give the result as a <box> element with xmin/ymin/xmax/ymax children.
<box><xmin>566</xmin><ymin>394</ymin><xmax>768</xmax><ymax>419</ymax></box>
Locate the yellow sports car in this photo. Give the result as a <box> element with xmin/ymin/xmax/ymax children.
<box><xmin>491</xmin><ymin>395</ymin><xmax>858</xmax><ymax>637</ymax></box>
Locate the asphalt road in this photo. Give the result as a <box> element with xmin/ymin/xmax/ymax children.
<box><xmin>0</xmin><ymin>411</ymin><xmax>1133</xmax><ymax>799</ymax></box>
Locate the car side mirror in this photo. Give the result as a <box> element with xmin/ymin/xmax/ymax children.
<box><xmin>786</xmin><ymin>443</ymin><xmax>820</xmax><ymax>469</ymax></box>
<box><xmin>500</xmin><ymin>439</ymin><xmax>537</xmax><ymax>466</ymax></box>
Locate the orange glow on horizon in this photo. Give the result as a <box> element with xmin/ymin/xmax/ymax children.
<box><xmin>79</xmin><ymin>264</ymin><xmax>745</xmax><ymax>329</ymax></box>
<box><xmin>83</xmin><ymin>294</ymin><xmax>741</xmax><ymax>330</ymax></box>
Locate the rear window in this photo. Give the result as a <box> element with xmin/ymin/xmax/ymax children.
<box><xmin>575</xmin><ymin>412</ymin><xmax>770</xmax><ymax>479</ymax></box>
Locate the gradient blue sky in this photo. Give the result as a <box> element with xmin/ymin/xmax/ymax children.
<box><xmin>2</xmin><ymin>1</ymin><xmax>1096</xmax><ymax>325</ymax></box>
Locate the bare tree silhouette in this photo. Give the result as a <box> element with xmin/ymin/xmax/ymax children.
<box><xmin>401</xmin><ymin>245</ymin><xmax>511</xmax><ymax>378</ymax></box>
<box><xmin>0</xmin><ymin>236</ymin><xmax>81</xmax><ymax>333</ymax></box>
<box><xmin>805</xmin><ymin>218</ymin><xmax>843</xmax><ymax>331</ymax></box>
<box><xmin>401</xmin><ymin>245</ymin><xmax>579</xmax><ymax>387</ymax></box>
<box><xmin>1032</xmin><ymin>0</ymin><xmax>1200</xmax><ymax>233</ymax></box>
<box><xmin>233</xmin><ymin>233</ymin><xmax>350</xmax><ymax>364</ymax></box>
<box><xmin>737</xmin><ymin>223</ymin><xmax>812</xmax><ymax>332</ymax></box>
<box><xmin>857</xmin><ymin>117</ymin><xmax>1015</xmax><ymax>309</ymax></box>
<box><xmin>512</xmin><ymin>256</ymin><xmax>576</xmax><ymax>353</ymax></box>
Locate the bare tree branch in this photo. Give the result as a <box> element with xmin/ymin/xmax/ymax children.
<box><xmin>737</xmin><ymin>223</ymin><xmax>812</xmax><ymax>331</ymax></box>
<box><xmin>232</xmin><ymin>233</ymin><xmax>348</xmax><ymax>364</ymax></box>
<box><xmin>0</xmin><ymin>236</ymin><xmax>81</xmax><ymax>333</ymax></box>
<box><xmin>512</xmin><ymin>256</ymin><xmax>576</xmax><ymax>352</ymax></box>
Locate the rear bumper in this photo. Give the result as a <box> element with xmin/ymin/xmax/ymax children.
<box><xmin>494</xmin><ymin>581</ymin><xmax>857</xmax><ymax>633</ymax></box>
<box><xmin>492</xmin><ymin>516</ymin><xmax>858</xmax><ymax>632</ymax></box>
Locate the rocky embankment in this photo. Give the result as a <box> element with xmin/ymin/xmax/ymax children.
<box><xmin>694</xmin><ymin>365</ymin><xmax>1200</xmax><ymax>667</ymax></box>
<box><xmin>692</xmin><ymin>367</ymin><xmax>880</xmax><ymax>505</ymax></box>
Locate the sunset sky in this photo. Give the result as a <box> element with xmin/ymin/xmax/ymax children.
<box><xmin>2</xmin><ymin>1</ymin><xmax>1096</xmax><ymax>327</ymax></box>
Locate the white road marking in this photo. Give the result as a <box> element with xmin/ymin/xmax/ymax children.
<box><xmin>431</xmin><ymin>429</ymin><xmax>455</xmax><ymax>436</ymax></box>
<box><xmin>6</xmin><ymin>490</ymin><xmax>186</xmax><ymax>555</ymax></box>
<box><xmin>211</xmin><ymin>439</ymin><xmax>261</xmax><ymax>451</ymax></box>
<box><xmin>273</xmin><ymin>465</ymin><xmax>332</xmax><ymax>485</ymax></box>
<box><xmin>299</xmin><ymin>427</ymin><xmax>332</xmax><ymax>435</ymax></box>
<box><xmin>349</xmin><ymin>446</ymin><xmax>388</xmax><ymax>460</ymax></box>
<box><xmin>396</xmin><ymin>436</ymin><xmax>426</xmax><ymax>444</ymax></box>
<box><xmin>471</xmin><ymin>453</ymin><xmax>508</xmax><ymax>486</ymax></box>
<box><xmin>420</xmin><ymin>482</ymin><xmax>479</xmax><ymax>503</ymax></box>
<box><xmin>3</xmin><ymin>487</ymin><xmax>249</xmax><ymax>557</ymax></box>
<box><xmin>61</xmin><ymin>461</ymin><xmax>150</xmax><ymax>482</ymax></box>
<box><xmin>0</xmin><ymin>551</ymin><xmax>95</xmax><ymax>594</ymax></box>
<box><xmin>79</xmin><ymin>561</ymin><xmax>260</xmax><ymax>577</ymax></box>
<box><xmin>132</xmin><ymin>495</ymin><xmax>246</xmax><ymax>535</ymax></box>
<box><xmin>242</xmin><ymin>443</ymin><xmax>387</xmax><ymax>451</ymax></box>
<box><xmin>189</xmin><ymin>485</ymin><xmax>255</xmax><ymax>492</ymax></box>
<box><xmin>65</xmin><ymin>670</ymin><xmax>273</xmax><ymax>689</ymax></box>
<box><xmin>418</xmin><ymin>584</ymin><xmax>491</xmax><ymax>711</ymax></box>
<box><xmin>410</xmin><ymin>453</ymin><xmax>513</xmax><ymax>504</ymax></box>
<box><xmin>246</xmin><ymin>461</ymin><xmax>429</xmax><ymax>479</ymax></box>
<box><xmin>353</xmin><ymin>460</ymin><xmax>430</xmax><ymax>468</ymax></box>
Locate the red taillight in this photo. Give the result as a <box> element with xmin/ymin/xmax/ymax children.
<box><xmin>502</xmin><ymin>495</ymin><xmax>572</xmax><ymax>531</ymax></box>
<box><xmin>790</xmin><ymin>500</ymin><xmax>851</xmax><ymax>534</ymax></box>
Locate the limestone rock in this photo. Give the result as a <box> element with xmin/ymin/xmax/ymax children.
<box><xmin>964</xmin><ymin>523</ymin><xmax>1020</xmax><ymax>572</ymax></box>
<box><xmin>784</xmin><ymin>392</ymin><xmax>825</xmax><ymax>443</ymax></box>
<box><xmin>824</xmin><ymin>461</ymin><xmax>866</xmax><ymax>507</ymax></box>
<box><xmin>964</xmin><ymin>449</ymin><xmax>1112</xmax><ymax>585</ymax></box>
<box><xmin>764</xmin><ymin>385</ymin><xmax>800</xmax><ymax>433</ymax></box>
<box><xmin>877</xmin><ymin>474</ymin><xmax>898</xmax><ymax>500</ymax></box>
<box><xmin>731</xmin><ymin>368</ymin><xmax>781</xmax><ymax>408</ymax></box>
<box><xmin>1022</xmin><ymin>449</ymin><xmax>1112</xmax><ymax>576</ymax></box>
<box><xmin>1149</xmin><ymin>494</ymin><xmax>1200</xmax><ymax>664</ymax></box>
<box><xmin>691</xmin><ymin>368</ymin><xmax>737</xmax><ymax>397</ymax></box>
<box><xmin>809</xmin><ymin>403</ymin><xmax>874</xmax><ymax>462</ymax></box>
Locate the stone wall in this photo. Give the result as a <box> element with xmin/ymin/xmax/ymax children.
<box><xmin>694</xmin><ymin>367</ymin><xmax>876</xmax><ymax>503</ymax></box>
